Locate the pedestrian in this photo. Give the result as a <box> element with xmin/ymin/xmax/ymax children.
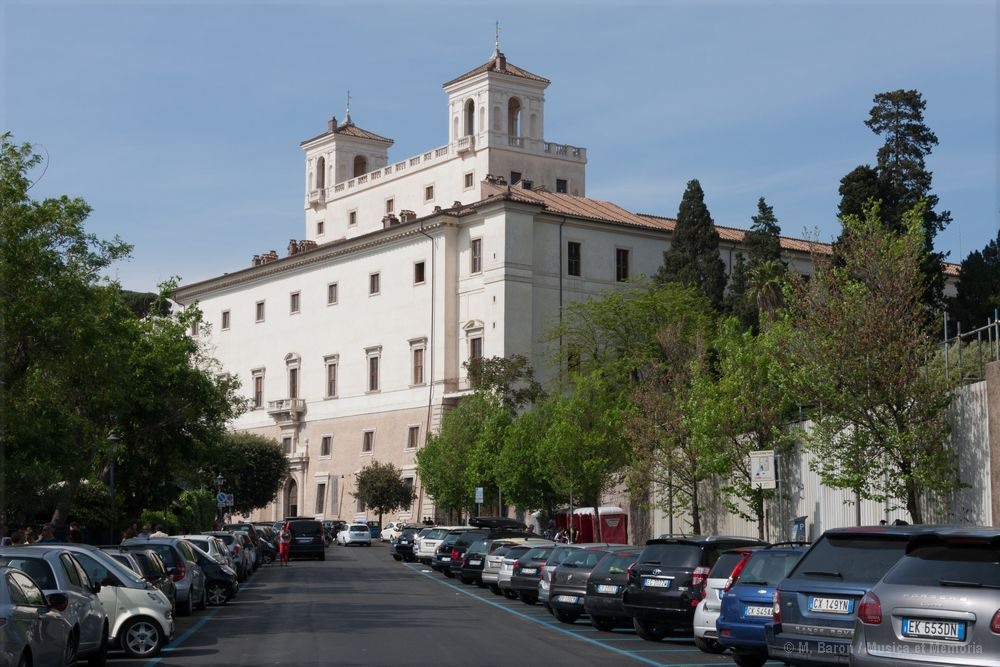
<box><xmin>150</xmin><ymin>524</ymin><xmax>168</xmax><ymax>538</ymax></box>
<box><xmin>23</xmin><ymin>528</ymin><xmax>37</xmax><ymax>544</ymax></box>
<box><xmin>68</xmin><ymin>522</ymin><xmax>84</xmax><ymax>543</ymax></box>
<box><xmin>36</xmin><ymin>523</ymin><xmax>58</xmax><ymax>543</ymax></box>
<box><xmin>138</xmin><ymin>524</ymin><xmax>151</xmax><ymax>538</ymax></box>
<box><xmin>278</xmin><ymin>521</ymin><xmax>292</xmax><ymax>566</ymax></box>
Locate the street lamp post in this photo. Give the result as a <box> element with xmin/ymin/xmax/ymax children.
<box><xmin>108</xmin><ymin>431</ymin><xmax>121</xmax><ymax>544</ymax></box>
<box><xmin>216</xmin><ymin>473</ymin><xmax>225</xmax><ymax>525</ymax></box>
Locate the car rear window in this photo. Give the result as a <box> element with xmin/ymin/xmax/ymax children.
<box><xmin>131</xmin><ymin>544</ymin><xmax>178</xmax><ymax>567</ymax></box>
<box><xmin>467</xmin><ymin>539</ymin><xmax>488</xmax><ymax>554</ymax></box>
<box><xmin>424</xmin><ymin>528</ymin><xmax>448</xmax><ymax>540</ymax></box>
<box><xmin>523</xmin><ymin>547</ymin><xmax>553</xmax><ymax>561</ymax></box>
<box><xmin>0</xmin><ymin>557</ymin><xmax>56</xmax><ymax>589</ymax></box>
<box><xmin>639</xmin><ymin>544</ymin><xmax>702</xmax><ymax>567</ymax></box>
<box><xmin>709</xmin><ymin>552</ymin><xmax>747</xmax><ymax>579</ymax></box>
<box><xmin>441</xmin><ymin>532</ymin><xmax>464</xmax><ymax>546</ymax></box>
<box><xmin>291</xmin><ymin>521</ymin><xmax>322</xmax><ymax>535</ymax></box>
<box><xmin>505</xmin><ymin>546</ymin><xmax>530</xmax><ymax>560</ymax></box>
<box><xmin>454</xmin><ymin>531</ymin><xmax>487</xmax><ymax>548</ymax></box>
<box><xmin>882</xmin><ymin>543</ymin><xmax>1000</xmax><ymax>588</ymax></box>
<box><xmin>547</xmin><ymin>546</ymin><xmax>579</xmax><ymax>564</ymax></box>
<box><xmin>213</xmin><ymin>534</ymin><xmax>235</xmax><ymax>545</ymax></box>
<box><xmin>593</xmin><ymin>552</ymin><xmax>639</xmax><ymax>575</ymax></box>
<box><xmin>735</xmin><ymin>551</ymin><xmax>803</xmax><ymax>587</ymax></box>
<box><xmin>401</xmin><ymin>528</ymin><xmax>420</xmax><ymax>538</ymax></box>
<box><xmin>350</xmin><ymin>524</ymin><xmax>369</xmax><ymax>532</ymax></box>
<box><xmin>791</xmin><ymin>536</ymin><xmax>908</xmax><ymax>583</ymax></box>
<box><xmin>187</xmin><ymin>539</ymin><xmax>210</xmax><ymax>552</ymax></box>
<box><xmin>563</xmin><ymin>549</ymin><xmax>607</xmax><ymax>569</ymax></box>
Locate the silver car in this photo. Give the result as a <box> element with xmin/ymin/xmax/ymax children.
<box><xmin>497</xmin><ymin>545</ymin><xmax>533</xmax><ymax>599</ymax></box>
<box><xmin>851</xmin><ymin>529</ymin><xmax>1000</xmax><ymax>666</ymax></box>
<box><xmin>121</xmin><ymin>537</ymin><xmax>206</xmax><ymax>615</ymax></box>
<box><xmin>0</xmin><ymin>546</ymin><xmax>108</xmax><ymax>665</ymax></box>
<box><xmin>0</xmin><ymin>565</ymin><xmax>73</xmax><ymax>667</ymax></box>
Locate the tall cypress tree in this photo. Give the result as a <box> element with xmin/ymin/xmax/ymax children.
<box><xmin>656</xmin><ymin>179</ymin><xmax>726</xmax><ymax>310</ymax></box>
<box><xmin>725</xmin><ymin>197</ymin><xmax>785</xmax><ymax>330</ymax></box>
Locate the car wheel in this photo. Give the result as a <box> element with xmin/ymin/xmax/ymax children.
<box><xmin>489</xmin><ymin>583</ymin><xmax>501</xmax><ymax>595</ymax></box>
<box><xmin>633</xmin><ymin>617</ymin><xmax>668</xmax><ymax>642</ymax></box>
<box><xmin>520</xmin><ymin>593</ymin><xmax>538</xmax><ymax>605</ymax></box>
<box><xmin>263</xmin><ymin>552</ymin><xmax>274</xmax><ymax>565</ymax></box>
<box><xmin>590</xmin><ymin>615</ymin><xmax>617</xmax><ymax>632</ymax></box>
<box><xmin>16</xmin><ymin>650</ymin><xmax>30</xmax><ymax>667</ymax></box>
<box><xmin>206</xmin><ymin>582</ymin><xmax>228</xmax><ymax>606</ymax></box>
<box><xmin>553</xmin><ymin>607</ymin><xmax>579</xmax><ymax>624</ymax></box>
<box><xmin>120</xmin><ymin>617</ymin><xmax>164</xmax><ymax>658</ymax></box>
<box><xmin>502</xmin><ymin>589</ymin><xmax>518</xmax><ymax>600</ymax></box>
<box><xmin>732</xmin><ymin>652</ymin><xmax>768</xmax><ymax>667</ymax></box>
<box><xmin>694</xmin><ymin>636</ymin><xmax>725</xmax><ymax>654</ymax></box>
<box><xmin>63</xmin><ymin>630</ymin><xmax>78</xmax><ymax>666</ymax></box>
<box><xmin>459</xmin><ymin>575</ymin><xmax>473</xmax><ymax>584</ymax></box>
<box><xmin>178</xmin><ymin>591</ymin><xmax>193</xmax><ymax>616</ymax></box>
<box><xmin>85</xmin><ymin>624</ymin><xmax>109</xmax><ymax>666</ymax></box>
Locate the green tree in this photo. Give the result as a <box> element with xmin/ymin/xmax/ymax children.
<box><xmin>466</xmin><ymin>354</ymin><xmax>544</xmax><ymax>412</ymax></box>
<box><xmin>785</xmin><ymin>201</ymin><xmax>957</xmax><ymax>523</ymax></box>
<box><xmin>656</xmin><ymin>179</ymin><xmax>727</xmax><ymax>310</ymax></box>
<box><xmin>725</xmin><ymin>197</ymin><xmax>786</xmax><ymax>330</ymax></box>
<box><xmin>198</xmin><ymin>433</ymin><xmax>289</xmax><ymax>516</ymax></box>
<box><xmin>353</xmin><ymin>461</ymin><xmax>415</xmax><ymax>528</ymax></box>
<box><xmin>837</xmin><ymin>165</ymin><xmax>883</xmax><ymax>221</ymax></box>
<box><xmin>498</xmin><ymin>401</ymin><xmax>560</xmax><ymax>513</ymax></box>
<box><xmin>950</xmin><ymin>230</ymin><xmax>1000</xmax><ymax>330</ymax></box>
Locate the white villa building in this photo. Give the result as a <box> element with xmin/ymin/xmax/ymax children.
<box><xmin>174</xmin><ymin>48</ymin><xmax>946</xmax><ymax>528</ymax></box>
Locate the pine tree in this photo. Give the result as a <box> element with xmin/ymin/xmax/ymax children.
<box><xmin>838</xmin><ymin>165</ymin><xmax>883</xmax><ymax>221</ymax></box>
<box><xmin>724</xmin><ymin>197</ymin><xmax>785</xmax><ymax>330</ymax></box>
<box><xmin>656</xmin><ymin>179</ymin><xmax>726</xmax><ymax>310</ymax></box>
<box><xmin>951</xmin><ymin>231</ymin><xmax>1000</xmax><ymax>330</ymax></box>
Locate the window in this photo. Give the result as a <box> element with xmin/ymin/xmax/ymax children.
<box><xmin>470</xmin><ymin>238</ymin><xmax>482</xmax><ymax>274</ymax></box>
<box><xmin>402</xmin><ymin>477</ymin><xmax>414</xmax><ymax>511</ymax></box>
<box><xmin>252</xmin><ymin>370</ymin><xmax>264</xmax><ymax>409</ymax></box>
<box><xmin>288</xmin><ymin>366</ymin><xmax>298</xmax><ymax>399</ymax></box>
<box><xmin>356</xmin><ymin>497</ymin><xmax>366</xmax><ymax>513</ymax></box>
<box><xmin>424</xmin><ymin>185</ymin><xmax>434</xmax><ymax>201</ymax></box>
<box><xmin>321</xmin><ymin>436</ymin><xmax>332</xmax><ymax>457</ymax></box>
<box><xmin>469</xmin><ymin>336</ymin><xmax>483</xmax><ymax>363</ymax></box>
<box><xmin>507</xmin><ymin>98</ymin><xmax>521</xmax><ymax>136</ymax></box>
<box><xmin>414</xmin><ymin>261</ymin><xmax>425</xmax><ymax>285</ymax></box>
<box><xmin>556</xmin><ymin>178</ymin><xmax>568</xmax><ymax>194</ymax></box>
<box><xmin>221</xmin><ymin>310</ymin><xmax>230</xmax><ymax>330</ymax></box>
<box><xmin>369</xmin><ymin>272</ymin><xmax>380</xmax><ymax>296</ymax></box>
<box><xmin>316</xmin><ymin>219</ymin><xmax>325</xmax><ymax>236</ymax></box>
<box><xmin>282</xmin><ymin>437</ymin><xmax>292</xmax><ymax>455</ymax></box>
<box><xmin>327</xmin><ymin>282</ymin><xmax>338</xmax><ymax>305</ymax></box>
<box><xmin>324</xmin><ymin>355</ymin><xmax>338</xmax><ymax>398</ymax></box>
<box><xmin>316</xmin><ymin>156</ymin><xmax>325</xmax><ymax>189</ymax></box>
<box><xmin>315</xmin><ymin>483</ymin><xmax>326</xmax><ymax>514</ymax></box>
<box><xmin>412</xmin><ymin>347</ymin><xmax>424</xmax><ymax>385</ymax></box>
<box><xmin>290</xmin><ymin>291</ymin><xmax>300</xmax><ymax>314</ymax></box>
<box><xmin>510</xmin><ymin>171</ymin><xmax>521</xmax><ymax>185</ymax></box>
<box><xmin>616</xmin><ymin>248</ymin><xmax>630</xmax><ymax>282</ymax></box>
<box><xmin>348</xmin><ymin>210</ymin><xmax>357</xmax><ymax>226</ymax></box>
<box><xmin>362</xmin><ymin>430</ymin><xmax>374</xmax><ymax>454</ymax></box>
<box><xmin>407</xmin><ymin>426</ymin><xmax>420</xmax><ymax>450</ymax></box>
<box><xmin>385</xmin><ymin>198</ymin><xmax>394</xmax><ymax>215</ymax></box>
<box><xmin>567</xmin><ymin>241</ymin><xmax>581</xmax><ymax>277</ymax></box>
<box><xmin>464</xmin><ymin>99</ymin><xmax>475</xmax><ymax>135</ymax></box>
<box><xmin>353</xmin><ymin>155</ymin><xmax>367</xmax><ymax>177</ymax></box>
<box><xmin>366</xmin><ymin>347</ymin><xmax>381</xmax><ymax>392</ymax></box>
<box><xmin>464</xmin><ymin>172</ymin><xmax>474</xmax><ymax>189</ymax></box>
<box><xmin>255</xmin><ymin>301</ymin><xmax>265</xmax><ymax>322</ymax></box>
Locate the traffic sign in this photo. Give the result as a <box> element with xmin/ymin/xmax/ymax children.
<box><xmin>216</xmin><ymin>492</ymin><xmax>227</xmax><ymax>503</ymax></box>
<box><xmin>750</xmin><ymin>450</ymin><xmax>776</xmax><ymax>489</ymax></box>
<box><xmin>474</xmin><ymin>487</ymin><xmax>484</xmax><ymax>504</ymax></box>
<box><xmin>225</xmin><ymin>493</ymin><xmax>234</xmax><ymax>506</ymax></box>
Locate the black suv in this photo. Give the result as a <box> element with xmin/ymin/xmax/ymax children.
<box><xmin>284</xmin><ymin>518</ymin><xmax>326</xmax><ymax>561</ymax></box>
<box><xmin>447</xmin><ymin>529</ymin><xmax>539</xmax><ymax>578</ymax></box>
<box><xmin>392</xmin><ymin>527</ymin><xmax>422</xmax><ymax>562</ymax></box>
<box><xmin>623</xmin><ymin>535</ymin><xmax>766</xmax><ymax>641</ymax></box>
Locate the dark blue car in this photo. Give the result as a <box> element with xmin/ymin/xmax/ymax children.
<box><xmin>716</xmin><ymin>542</ymin><xmax>809</xmax><ymax>667</ymax></box>
<box><xmin>765</xmin><ymin>525</ymin><xmax>935</xmax><ymax>666</ymax></box>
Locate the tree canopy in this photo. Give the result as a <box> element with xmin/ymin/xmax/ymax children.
<box><xmin>353</xmin><ymin>461</ymin><xmax>415</xmax><ymax>526</ymax></box>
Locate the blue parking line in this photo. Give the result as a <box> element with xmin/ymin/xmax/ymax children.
<box><xmin>406</xmin><ymin>564</ymin><xmax>667</xmax><ymax>667</ymax></box>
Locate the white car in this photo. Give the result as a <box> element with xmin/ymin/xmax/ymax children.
<box><xmin>337</xmin><ymin>524</ymin><xmax>373</xmax><ymax>546</ymax></box>
<box><xmin>415</xmin><ymin>526</ymin><xmax>468</xmax><ymax>564</ymax></box>
<box><xmin>380</xmin><ymin>522</ymin><xmax>405</xmax><ymax>542</ymax></box>
<box><xmin>693</xmin><ymin>547</ymin><xmax>760</xmax><ymax>654</ymax></box>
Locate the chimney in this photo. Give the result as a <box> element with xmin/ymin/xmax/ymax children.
<box><xmin>252</xmin><ymin>255</ymin><xmax>261</xmax><ymax>267</ymax></box>
<box><xmin>299</xmin><ymin>239</ymin><xmax>317</xmax><ymax>251</ymax></box>
<box><xmin>496</xmin><ymin>52</ymin><xmax>506</xmax><ymax>71</ymax></box>
<box><xmin>400</xmin><ymin>210</ymin><xmax>416</xmax><ymax>223</ymax></box>
<box><xmin>287</xmin><ymin>239</ymin><xmax>299</xmax><ymax>256</ymax></box>
<box><xmin>327</xmin><ymin>116</ymin><xmax>337</xmax><ymax>132</ymax></box>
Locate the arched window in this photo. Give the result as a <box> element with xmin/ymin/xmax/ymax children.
<box><xmin>316</xmin><ymin>156</ymin><xmax>325</xmax><ymax>190</ymax></box>
<box><xmin>464</xmin><ymin>99</ymin><xmax>475</xmax><ymax>136</ymax></box>
<box><xmin>353</xmin><ymin>155</ymin><xmax>367</xmax><ymax>177</ymax></box>
<box><xmin>507</xmin><ymin>98</ymin><xmax>522</xmax><ymax>137</ymax></box>
<box><xmin>284</xmin><ymin>478</ymin><xmax>298</xmax><ymax>518</ymax></box>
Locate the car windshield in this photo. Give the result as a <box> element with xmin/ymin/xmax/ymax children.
<box><xmin>467</xmin><ymin>539</ymin><xmax>488</xmax><ymax>554</ymax></box>
<box><xmin>736</xmin><ymin>551</ymin><xmax>803</xmax><ymax>586</ymax></box>
<box><xmin>454</xmin><ymin>531</ymin><xmax>487</xmax><ymax>548</ymax></box>
<box><xmin>709</xmin><ymin>552</ymin><xmax>748</xmax><ymax>579</ymax></box>
<box><xmin>791</xmin><ymin>536</ymin><xmax>908</xmax><ymax>583</ymax></box>
<box><xmin>291</xmin><ymin>521</ymin><xmax>322</xmax><ymax>535</ymax></box>
<box><xmin>424</xmin><ymin>528</ymin><xmax>449</xmax><ymax>540</ymax></box>
<box><xmin>593</xmin><ymin>552</ymin><xmax>639</xmax><ymax>575</ymax></box>
<box><xmin>0</xmin><ymin>557</ymin><xmax>56</xmax><ymax>589</ymax></box>
<box><xmin>882</xmin><ymin>542</ymin><xmax>1000</xmax><ymax>588</ymax></box>
<box><xmin>562</xmin><ymin>549</ymin><xmax>607</xmax><ymax>569</ymax></box>
<box><xmin>639</xmin><ymin>544</ymin><xmax>702</xmax><ymax>567</ymax></box>
<box><xmin>350</xmin><ymin>525</ymin><xmax>368</xmax><ymax>532</ymax></box>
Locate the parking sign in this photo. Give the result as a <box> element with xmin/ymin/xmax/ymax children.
<box><xmin>749</xmin><ymin>450</ymin><xmax>776</xmax><ymax>489</ymax></box>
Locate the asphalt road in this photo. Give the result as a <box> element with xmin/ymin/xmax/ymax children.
<box><xmin>113</xmin><ymin>542</ymin><xmax>779</xmax><ymax>667</ymax></box>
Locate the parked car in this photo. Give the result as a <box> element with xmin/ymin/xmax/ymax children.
<box><xmin>392</xmin><ymin>527</ymin><xmax>423</xmax><ymax>562</ymax></box>
<box><xmin>550</xmin><ymin>545</ymin><xmax>634</xmax><ymax>624</ymax></box>
<box><xmin>0</xmin><ymin>546</ymin><xmax>108</xmax><ymax>665</ymax></box>
<box><xmin>498</xmin><ymin>545</ymin><xmax>535</xmax><ymax>599</ymax></box>
<box><xmin>584</xmin><ymin>547</ymin><xmax>642</xmax><ymax>631</ymax></box>
<box><xmin>102</xmin><ymin>547</ymin><xmax>177</xmax><ymax>613</ymax></box>
<box><xmin>447</xmin><ymin>529</ymin><xmax>541</xmax><ymax>579</ymax></box>
<box><xmin>225</xmin><ymin>523</ymin><xmax>263</xmax><ymax>569</ymax></box>
<box><xmin>850</xmin><ymin>529</ymin><xmax>1000</xmax><ymax>667</ymax></box>
<box><xmin>481</xmin><ymin>540</ymin><xmax>533</xmax><ymax>594</ymax></box>
<box><xmin>623</xmin><ymin>535</ymin><xmax>766</xmax><ymax>642</ymax></box>
<box><xmin>121</xmin><ymin>536</ymin><xmax>207</xmax><ymax>616</ymax></box>
<box><xmin>186</xmin><ymin>543</ymin><xmax>239</xmax><ymax>605</ymax></box>
<box><xmin>202</xmin><ymin>531</ymin><xmax>252</xmax><ymax>581</ymax></box>
<box><xmin>539</xmin><ymin>543</ymin><xmax>610</xmax><ymax>609</ymax></box>
<box><xmin>415</xmin><ymin>526</ymin><xmax>466</xmax><ymax>565</ymax></box>
<box><xmin>432</xmin><ymin>529</ymin><xmax>477</xmax><ymax>575</ymax></box>
<box><xmin>176</xmin><ymin>535</ymin><xmax>230</xmax><ymax>566</ymax></box>
<box><xmin>693</xmin><ymin>545</ymin><xmax>765</xmax><ymax>653</ymax></box>
<box><xmin>458</xmin><ymin>538</ymin><xmax>491</xmax><ymax>585</ymax></box>
<box><xmin>47</xmin><ymin>543</ymin><xmax>175</xmax><ymax>659</ymax></box>
<box><xmin>510</xmin><ymin>545</ymin><xmax>558</xmax><ymax>603</ymax></box>
<box><xmin>380</xmin><ymin>521</ymin><xmax>405</xmax><ymax>542</ymax></box>
<box><xmin>337</xmin><ymin>523</ymin><xmax>373</xmax><ymax>547</ymax></box>
<box><xmin>284</xmin><ymin>518</ymin><xmax>327</xmax><ymax>560</ymax></box>
<box><xmin>716</xmin><ymin>542</ymin><xmax>810</xmax><ymax>667</ymax></box>
<box><xmin>767</xmin><ymin>525</ymin><xmax>934</xmax><ymax>666</ymax></box>
<box><xmin>0</xmin><ymin>565</ymin><xmax>73</xmax><ymax>667</ymax></box>
<box><xmin>367</xmin><ymin>521</ymin><xmax>381</xmax><ymax>539</ymax></box>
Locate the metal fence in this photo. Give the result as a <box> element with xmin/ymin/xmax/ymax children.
<box><xmin>942</xmin><ymin>311</ymin><xmax>1000</xmax><ymax>384</ymax></box>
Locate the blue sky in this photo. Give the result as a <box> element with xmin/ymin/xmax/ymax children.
<box><xmin>3</xmin><ymin>1</ymin><xmax>997</xmax><ymax>293</ymax></box>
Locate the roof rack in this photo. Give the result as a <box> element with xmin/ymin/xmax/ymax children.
<box><xmin>469</xmin><ymin>516</ymin><xmax>527</xmax><ymax>530</ymax></box>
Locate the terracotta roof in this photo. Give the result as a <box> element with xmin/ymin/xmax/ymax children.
<box><xmin>299</xmin><ymin>120</ymin><xmax>394</xmax><ymax>147</ymax></box>
<box><xmin>443</xmin><ymin>52</ymin><xmax>550</xmax><ymax>88</ymax></box>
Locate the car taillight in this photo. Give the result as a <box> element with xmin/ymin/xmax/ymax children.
<box><xmin>450</xmin><ymin>549</ymin><xmax>460</xmax><ymax>561</ymax></box>
<box><xmin>691</xmin><ymin>565</ymin><xmax>711</xmax><ymax>605</ymax></box>
<box><xmin>233</xmin><ymin>545</ymin><xmax>240</xmax><ymax>555</ymax></box>
<box><xmin>991</xmin><ymin>610</ymin><xmax>1000</xmax><ymax>634</ymax></box>
<box><xmin>513</xmin><ymin>564</ymin><xmax>520</xmax><ymax>575</ymax></box>
<box><xmin>173</xmin><ymin>560</ymin><xmax>186</xmax><ymax>583</ymax></box>
<box><xmin>773</xmin><ymin>589</ymin><xmax>782</xmax><ymax>624</ymax></box>
<box><xmin>858</xmin><ymin>591</ymin><xmax>882</xmax><ymax>625</ymax></box>
<box><xmin>538</xmin><ymin>564</ymin><xmax>545</xmax><ymax>579</ymax></box>
<box><xmin>725</xmin><ymin>557</ymin><xmax>749</xmax><ymax>591</ymax></box>
<box><xmin>626</xmin><ymin>562</ymin><xmax>637</xmax><ymax>584</ymax></box>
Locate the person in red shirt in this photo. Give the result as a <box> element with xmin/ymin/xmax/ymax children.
<box><xmin>278</xmin><ymin>522</ymin><xmax>292</xmax><ymax>566</ymax></box>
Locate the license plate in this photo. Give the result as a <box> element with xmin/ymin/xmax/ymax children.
<box><xmin>642</xmin><ymin>577</ymin><xmax>671</xmax><ymax>589</ymax></box>
<box><xmin>469</xmin><ymin>559</ymin><xmax>482</xmax><ymax>566</ymax></box>
<box><xmin>745</xmin><ymin>605</ymin><xmax>772</xmax><ymax>617</ymax></box>
<box><xmin>809</xmin><ymin>596</ymin><xmax>853</xmax><ymax>614</ymax></box>
<box><xmin>596</xmin><ymin>584</ymin><xmax>620</xmax><ymax>594</ymax></box>
<box><xmin>400</xmin><ymin>541</ymin><xmax>409</xmax><ymax>545</ymax></box>
<box><xmin>441</xmin><ymin>557</ymin><xmax>451</xmax><ymax>562</ymax></box>
<box><xmin>716</xmin><ymin>588</ymin><xmax>724</xmax><ymax>600</ymax></box>
<box><xmin>902</xmin><ymin>618</ymin><xmax>966</xmax><ymax>641</ymax></box>
<box><xmin>521</xmin><ymin>567</ymin><xmax>537</xmax><ymax>575</ymax></box>
<box><xmin>556</xmin><ymin>595</ymin><xmax>579</xmax><ymax>604</ymax></box>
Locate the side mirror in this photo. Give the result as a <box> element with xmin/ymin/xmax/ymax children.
<box><xmin>91</xmin><ymin>581</ymin><xmax>102</xmax><ymax>594</ymax></box>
